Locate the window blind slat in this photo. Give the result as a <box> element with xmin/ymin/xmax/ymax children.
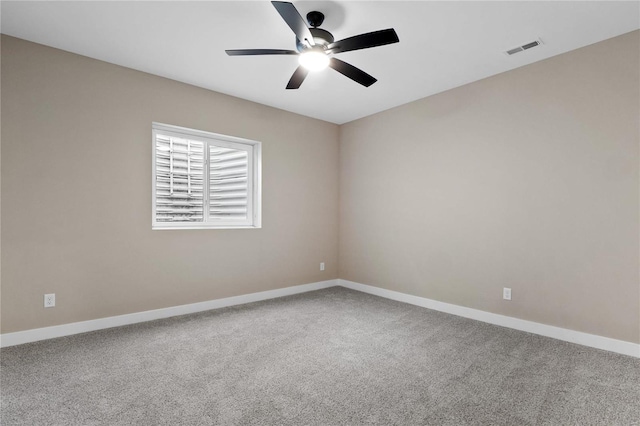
<box><xmin>209</xmin><ymin>168</ymin><xmax>248</xmax><ymax>179</ymax></box>
<box><xmin>209</xmin><ymin>184</ymin><xmax>247</xmax><ymax>192</ymax></box>
<box><xmin>209</xmin><ymin>160</ymin><xmax>248</xmax><ymax>171</ymax></box>
<box><xmin>209</xmin><ymin>213</ymin><xmax>247</xmax><ymax>218</ymax></box>
<box><xmin>209</xmin><ymin>190</ymin><xmax>245</xmax><ymax>197</ymax></box>
<box><xmin>209</xmin><ymin>200</ymin><xmax>247</xmax><ymax>206</ymax></box>
<box><xmin>209</xmin><ymin>177</ymin><xmax>246</xmax><ymax>187</ymax></box>
<box><xmin>209</xmin><ymin>208</ymin><xmax>248</xmax><ymax>214</ymax></box>
<box><xmin>210</xmin><ymin>152</ymin><xmax>247</xmax><ymax>163</ymax></box>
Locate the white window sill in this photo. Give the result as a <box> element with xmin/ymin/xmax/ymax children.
<box><xmin>152</xmin><ymin>225</ymin><xmax>262</xmax><ymax>231</ymax></box>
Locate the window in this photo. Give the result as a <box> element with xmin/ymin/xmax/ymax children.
<box><xmin>152</xmin><ymin>123</ymin><xmax>261</xmax><ymax>230</ymax></box>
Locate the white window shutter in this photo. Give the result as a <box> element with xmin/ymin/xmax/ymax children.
<box><xmin>155</xmin><ymin>134</ymin><xmax>205</xmax><ymax>222</ymax></box>
<box><xmin>153</xmin><ymin>123</ymin><xmax>261</xmax><ymax>230</ymax></box>
<box><xmin>208</xmin><ymin>144</ymin><xmax>252</xmax><ymax>222</ymax></box>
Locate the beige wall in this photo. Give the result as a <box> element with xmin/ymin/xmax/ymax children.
<box><xmin>1</xmin><ymin>35</ymin><xmax>339</xmax><ymax>333</ymax></box>
<box><xmin>339</xmin><ymin>31</ymin><xmax>640</xmax><ymax>343</ymax></box>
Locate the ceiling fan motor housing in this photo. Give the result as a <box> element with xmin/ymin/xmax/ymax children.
<box><xmin>296</xmin><ymin>27</ymin><xmax>334</xmax><ymax>52</ymax></box>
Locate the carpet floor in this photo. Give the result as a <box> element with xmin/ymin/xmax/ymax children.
<box><xmin>1</xmin><ymin>287</ymin><xmax>639</xmax><ymax>425</ymax></box>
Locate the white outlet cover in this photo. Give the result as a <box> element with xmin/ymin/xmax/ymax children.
<box><xmin>44</xmin><ymin>293</ymin><xmax>56</xmax><ymax>308</ymax></box>
<box><xmin>503</xmin><ymin>288</ymin><xmax>512</xmax><ymax>301</ymax></box>
<box><xmin>320</xmin><ymin>262</ymin><xmax>325</xmax><ymax>271</ymax></box>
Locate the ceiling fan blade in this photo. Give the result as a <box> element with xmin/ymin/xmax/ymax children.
<box><xmin>226</xmin><ymin>49</ymin><xmax>298</xmax><ymax>56</ymax></box>
<box><xmin>286</xmin><ymin>65</ymin><xmax>309</xmax><ymax>89</ymax></box>
<box><xmin>329</xmin><ymin>58</ymin><xmax>377</xmax><ymax>87</ymax></box>
<box><xmin>327</xmin><ymin>28</ymin><xmax>399</xmax><ymax>54</ymax></box>
<box><xmin>271</xmin><ymin>1</ymin><xmax>315</xmax><ymax>47</ymax></box>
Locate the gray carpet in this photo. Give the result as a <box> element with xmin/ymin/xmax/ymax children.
<box><xmin>1</xmin><ymin>287</ymin><xmax>639</xmax><ymax>425</ymax></box>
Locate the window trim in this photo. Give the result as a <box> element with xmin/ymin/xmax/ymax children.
<box><xmin>151</xmin><ymin>122</ymin><xmax>262</xmax><ymax>230</ymax></box>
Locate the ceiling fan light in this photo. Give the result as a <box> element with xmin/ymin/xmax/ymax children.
<box><xmin>299</xmin><ymin>50</ymin><xmax>329</xmax><ymax>72</ymax></box>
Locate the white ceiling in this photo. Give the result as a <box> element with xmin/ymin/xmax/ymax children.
<box><xmin>2</xmin><ymin>1</ymin><xmax>638</xmax><ymax>124</ymax></box>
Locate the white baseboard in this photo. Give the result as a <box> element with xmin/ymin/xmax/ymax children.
<box><xmin>0</xmin><ymin>279</ymin><xmax>338</xmax><ymax>348</ymax></box>
<box><xmin>338</xmin><ymin>279</ymin><xmax>640</xmax><ymax>358</ymax></box>
<box><xmin>3</xmin><ymin>278</ymin><xmax>638</xmax><ymax>358</ymax></box>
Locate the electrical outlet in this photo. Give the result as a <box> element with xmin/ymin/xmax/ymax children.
<box><xmin>44</xmin><ymin>293</ymin><xmax>56</xmax><ymax>308</ymax></box>
<box><xmin>503</xmin><ymin>288</ymin><xmax>512</xmax><ymax>301</ymax></box>
<box><xmin>320</xmin><ymin>262</ymin><xmax>325</xmax><ymax>271</ymax></box>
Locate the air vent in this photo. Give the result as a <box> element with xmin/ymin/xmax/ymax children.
<box><xmin>505</xmin><ymin>39</ymin><xmax>542</xmax><ymax>56</ymax></box>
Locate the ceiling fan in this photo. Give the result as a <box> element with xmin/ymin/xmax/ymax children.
<box><xmin>225</xmin><ymin>1</ymin><xmax>399</xmax><ymax>89</ymax></box>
